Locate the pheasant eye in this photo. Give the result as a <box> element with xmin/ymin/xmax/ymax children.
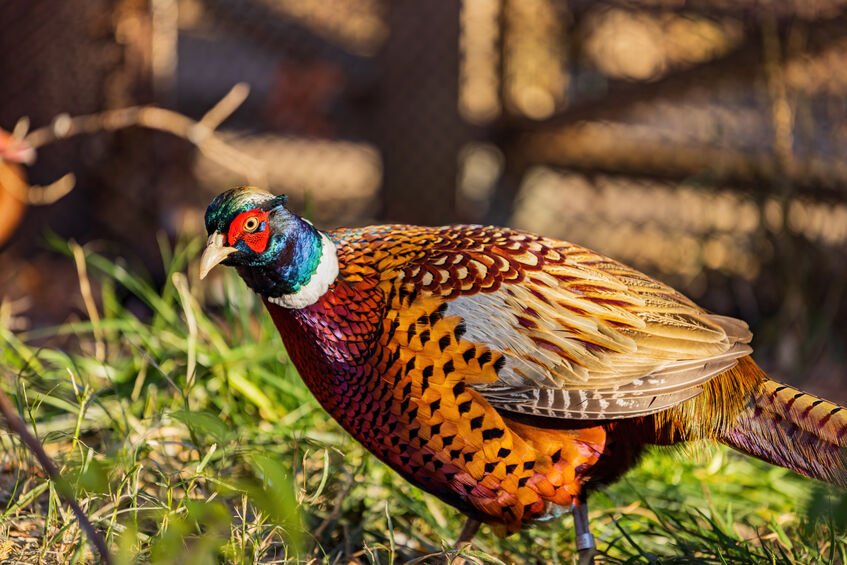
<box><xmin>243</xmin><ymin>217</ymin><xmax>260</xmax><ymax>232</ymax></box>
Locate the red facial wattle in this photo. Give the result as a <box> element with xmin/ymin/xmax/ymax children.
<box><xmin>228</xmin><ymin>209</ymin><xmax>270</xmax><ymax>253</ymax></box>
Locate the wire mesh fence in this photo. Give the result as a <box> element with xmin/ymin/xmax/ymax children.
<box><xmin>1</xmin><ymin>0</ymin><xmax>847</xmax><ymax>394</ymax></box>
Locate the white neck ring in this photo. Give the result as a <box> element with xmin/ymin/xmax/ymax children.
<box><xmin>267</xmin><ymin>233</ymin><xmax>339</xmax><ymax>309</ymax></box>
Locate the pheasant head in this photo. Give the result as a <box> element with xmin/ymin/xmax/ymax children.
<box><xmin>200</xmin><ymin>186</ymin><xmax>338</xmax><ymax>308</ymax></box>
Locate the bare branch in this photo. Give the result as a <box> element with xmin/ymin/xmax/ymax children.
<box><xmin>196</xmin><ymin>82</ymin><xmax>251</xmax><ymax>134</ymax></box>
<box><xmin>26</xmin><ymin>174</ymin><xmax>76</xmax><ymax>205</ymax></box>
<box><xmin>0</xmin><ymin>380</ymin><xmax>113</xmax><ymax>564</ymax></box>
<box><xmin>21</xmin><ymin>82</ymin><xmax>267</xmax><ymax>197</ymax></box>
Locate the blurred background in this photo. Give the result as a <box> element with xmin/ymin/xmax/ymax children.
<box><xmin>1</xmin><ymin>0</ymin><xmax>846</xmax><ymax>401</ymax></box>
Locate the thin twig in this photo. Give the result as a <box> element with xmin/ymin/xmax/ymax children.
<box><xmin>22</xmin><ymin>82</ymin><xmax>267</xmax><ymax>189</ymax></box>
<box><xmin>196</xmin><ymin>82</ymin><xmax>251</xmax><ymax>134</ymax></box>
<box><xmin>312</xmin><ymin>467</ymin><xmax>356</xmax><ymax>540</ymax></box>
<box><xmin>0</xmin><ymin>380</ymin><xmax>113</xmax><ymax>564</ymax></box>
<box><xmin>26</xmin><ymin>174</ymin><xmax>76</xmax><ymax>205</ymax></box>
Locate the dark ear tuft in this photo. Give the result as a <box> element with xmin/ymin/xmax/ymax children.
<box><xmin>268</xmin><ymin>194</ymin><xmax>288</xmax><ymax>209</ymax></box>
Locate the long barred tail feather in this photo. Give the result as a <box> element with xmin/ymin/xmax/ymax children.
<box><xmin>647</xmin><ymin>356</ymin><xmax>847</xmax><ymax>487</ymax></box>
<box><xmin>719</xmin><ymin>377</ymin><xmax>847</xmax><ymax>487</ymax></box>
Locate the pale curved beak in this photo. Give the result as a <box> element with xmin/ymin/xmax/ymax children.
<box><xmin>199</xmin><ymin>232</ymin><xmax>238</xmax><ymax>279</ymax></box>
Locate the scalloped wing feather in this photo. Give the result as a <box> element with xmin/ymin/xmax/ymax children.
<box><xmin>330</xmin><ymin>224</ymin><xmax>753</xmax><ymax>420</ymax></box>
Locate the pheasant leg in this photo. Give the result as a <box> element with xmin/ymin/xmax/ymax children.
<box><xmin>448</xmin><ymin>518</ymin><xmax>481</xmax><ymax>564</ymax></box>
<box><xmin>574</xmin><ymin>495</ymin><xmax>596</xmax><ymax>565</ymax></box>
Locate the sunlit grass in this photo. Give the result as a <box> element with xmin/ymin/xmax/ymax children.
<box><xmin>0</xmin><ymin>235</ymin><xmax>845</xmax><ymax>563</ymax></box>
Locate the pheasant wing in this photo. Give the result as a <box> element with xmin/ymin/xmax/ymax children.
<box><xmin>333</xmin><ymin>224</ymin><xmax>752</xmax><ymax>420</ymax></box>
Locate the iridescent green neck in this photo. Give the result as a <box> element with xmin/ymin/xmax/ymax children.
<box><xmin>240</xmin><ymin>214</ymin><xmax>339</xmax><ymax>309</ymax></box>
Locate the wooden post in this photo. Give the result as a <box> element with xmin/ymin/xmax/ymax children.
<box><xmin>375</xmin><ymin>0</ymin><xmax>466</xmax><ymax>225</ymax></box>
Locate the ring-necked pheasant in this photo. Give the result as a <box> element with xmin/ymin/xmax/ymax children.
<box><xmin>200</xmin><ymin>187</ymin><xmax>847</xmax><ymax>563</ymax></box>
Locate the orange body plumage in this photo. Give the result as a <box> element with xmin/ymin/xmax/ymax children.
<box><xmin>263</xmin><ymin>223</ymin><xmax>847</xmax><ymax>532</ymax></box>
<box><xmin>202</xmin><ymin>187</ymin><xmax>847</xmax><ymax>557</ymax></box>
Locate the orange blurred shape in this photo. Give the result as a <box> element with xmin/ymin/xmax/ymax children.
<box><xmin>0</xmin><ymin>162</ymin><xmax>27</xmax><ymax>246</ymax></box>
<box><xmin>0</xmin><ymin>130</ymin><xmax>32</xmax><ymax>246</ymax></box>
